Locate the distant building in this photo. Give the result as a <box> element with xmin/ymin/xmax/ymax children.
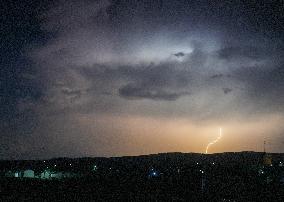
<box><xmin>23</xmin><ymin>170</ymin><xmax>35</xmax><ymax>178</ymax></box>
<box><xmin>4</xmin><ymin>169</ymin><xmax>35</xmax><ymax>178</ymax></box>
<box><xmin>263</xmin><ymin>153</ymin><xmax>272</xmax><ymax>166</ymax></box>
<box><xmin>40</xmin><ymin>170</ymin><xmax>78</xmax><ymax>180</ymax></box>
<box><xmin>5</xmin><ymin>171</ymin><xmax>15</xmax><ymax>178</ymax></box>
<box><xmin>41</xmin><ymin>170</ymin><xmax>52</xmax><ymax>179</ymax></box>
<box><xmin>15</xmin><ymin>171</ymin><xmax>23</xmax><ymax>178</ymax></box>
<box><xmin>50</xmin><ymin>172</ymin><xmax>60</xmax><ymax>179</ymax></box>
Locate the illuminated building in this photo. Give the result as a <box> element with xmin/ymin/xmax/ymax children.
<box><xmin>23</xmin><ymin>170</ymin><xmax>35</xmax><ymax>178</ymax></box>
<box><xmin>263</xmin><ymin>153</ymin><xmax>272</xmax><ymax>166</ymax></box>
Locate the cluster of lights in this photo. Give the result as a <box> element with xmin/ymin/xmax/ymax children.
<box><xmin>42</xmin><ymin>159</ymin><xmax>249</xmax><ymax>179</ymax></box>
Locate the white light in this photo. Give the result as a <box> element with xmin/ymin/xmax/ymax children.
<box><xmin>54</xmin><ymin>165</ymin><xmax>56</xmax><ymax>167</ymax></box>
<box><xmin>69</xmin><ymin>163</ymin><xmax>72</xmax><ymax>166</ymax></box>
<box><xmin>205</xmin><ymin>127</ymin><xmax>223</xmax><ymax>154</ymax></box>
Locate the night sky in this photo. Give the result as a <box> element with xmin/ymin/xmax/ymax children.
<box><xmin>1</xmin><ymin>0</ymin><xmax>284</xmax><ymax>159</ymax></box>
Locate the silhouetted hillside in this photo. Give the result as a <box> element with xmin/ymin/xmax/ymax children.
<box><xmin>1</xmin><ymin>152</ymin><xmax>284</xmax><ymax>201</ymax></box>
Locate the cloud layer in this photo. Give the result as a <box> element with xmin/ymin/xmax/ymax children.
<box><xmin>1</xmin><ymin>0</ymin><xmax>284</xmax><ymax>159</ymax></box>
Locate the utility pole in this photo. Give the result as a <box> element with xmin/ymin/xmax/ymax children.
<box><xmin>264</xmin><ymin>140</ymin><xmax>266</xmax><ymax>153</ymax></box>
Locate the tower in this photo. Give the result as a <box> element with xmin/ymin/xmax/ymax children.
<box><xmin>263</xmin><ymin>141</ymin><xmax>272</xmax><ymax>166</ymax></box>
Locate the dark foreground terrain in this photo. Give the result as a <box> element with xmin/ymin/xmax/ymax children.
<box><xmin>1</xmin><ymin>152</ymin><xmax>284</xmax><ymax>201</ymax></box>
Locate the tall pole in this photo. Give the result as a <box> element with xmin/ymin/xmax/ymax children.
<box><xmin>264</xmin><ymin>140</ymin><xmax>266</xmax><ymax>153</ymax></box>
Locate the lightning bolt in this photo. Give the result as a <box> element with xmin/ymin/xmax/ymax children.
<box><xmin>205</xmin><ymin>127</ymin><xmax>222</xmax><ymax>154</ymax></box>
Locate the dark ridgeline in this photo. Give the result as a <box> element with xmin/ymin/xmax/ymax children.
<box><xmin>1</xmin><ymin>152</ymin><xmax>284</xmax><ymax>201</ymax></box>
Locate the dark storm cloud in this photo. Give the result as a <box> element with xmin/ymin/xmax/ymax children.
<box><xmin>217</xmin><ymin>44</ymin><xmax>284</xmax><ymax>61</ymax></box>
<box><xmin>79</xmin><ymin>61</ymin><xmax>192</xmax><ymax>101</ymax></box>
<box><xmin>233</xmin><ymin>64</ymin><xmax>284</xmax><ymax>112</ymax></box>
<box><xmin>119</xmin><ymin>84</ymin><xmax>189</xmax><ymax>101</ymax></box>
<box><xmin>2</xmin><ymin>0</ymin><xmax>284</xmax><ymax>158</ymax></box>
<box><xmin>222</xmin><ymin>88</ymin><xmax>232</xmax><ymax>94</ymax></box>
<box><xmin>211</xmin><ymin>74</ymin><xmax>224</xmax><ymax>79</ymax></box>
<box><xmin>75</xmin><ymin>45</ymin><xmax>212</xmax><ymax>102</ymax></box>
<box><xmin>28</xmin><ymin>0</ymin><xmax>283</xmax><ymax>109</ymax></box>
<box><xmin>174</xmin><ymin>52</ymin><xmax>185</xmax><ymax>58</ymax></box>
<box><xmin>61</xmin><ymin>88</ymin><xmax>82</xmax><ymax>99</ymax></box>
<box><xmin>217</xmin><ymin>46</ymin><xmax>265</xmax><ymax>60</ymax></box>
<box><xmin>210</xmin><ymin>74</ymin><xmax>233</xmax><ymax>80</ymax></box>
<box><xmin>18</xmin><ymin>0</ymin><xmax>284</xmax><ymax>114</ymax></box>
<box><xmin>124</xmin><ymin>64</ymin><xmax>189</xmax><ymax>100</ymax></box>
